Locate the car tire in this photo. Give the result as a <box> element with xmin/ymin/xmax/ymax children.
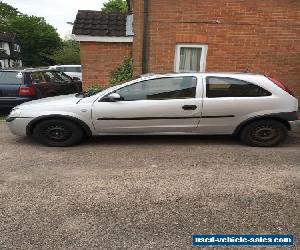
<box><xmin>240</xmin><ymin>119</ymin><xmax>288</xmax><ymax>147</ymax></box>
<box><xmin>32</xmin><ymin>119</ymin><xmax>84</xmax><ymax>147</ymax></box>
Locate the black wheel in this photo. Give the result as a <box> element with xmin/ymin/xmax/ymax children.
<box><xmin>240</xmin><ymin>120</ymin><xmax>288</xmax><ymax>147</ymax></box>
<box><xmin>32</xmin><ymin>119</ymin><xmax>83</xmax><ymax>147</ymax></box>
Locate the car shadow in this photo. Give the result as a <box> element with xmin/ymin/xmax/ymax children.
<box><xmin>82</xmin><ymin>132</ymin><xmax>299</xmax><ymax>147</ymax></box>
<box><xmin>12</xmin><ymin>131</ymin><xmax>299</xmax><ymax>148</ymax></box>
<box><xmin>84</xmin><ymin>134</ymin><xmax>243</xmax><ymax>146</ymax></box>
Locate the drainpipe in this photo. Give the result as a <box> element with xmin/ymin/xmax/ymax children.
<box><xmin>142</xmin><ymin>0</ymin><xmax>149</xmax><ymax>74</ymax></box>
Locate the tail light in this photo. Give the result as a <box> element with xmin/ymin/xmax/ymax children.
<box><xmin>19</xmin><ymin>86</ymin><xmax>36</xmax><ymax>96</ymax></box>
<box><xmin>267</xmin><ymin>76</ymin><xmax>294</xmax><ymax>96</ymax></box>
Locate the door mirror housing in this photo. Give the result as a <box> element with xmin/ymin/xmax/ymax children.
<box><xmin>101</xmin><ymin>93</ymin><xmax>122</xmax><ymax>102</ymax></box>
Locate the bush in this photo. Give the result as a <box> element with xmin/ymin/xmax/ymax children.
<box><xmin>86</xmin><ymin>58</ymin><xmax>133</xmax><ymax>95</ymax></box>
<box><xmin>87</xmin><ymin>85</ymin><xmax>104</xmax><ymax>95</ymax></box>
<box><xmin>109</xmin><ymin>57</ymin><xmax>133</xmax><ymax>85</ymax></box>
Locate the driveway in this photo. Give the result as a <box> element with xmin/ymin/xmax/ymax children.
<box><xmin>0</xmin><ymin>121</ymin><xmax>299</xmax><ymax>249</ymax></box>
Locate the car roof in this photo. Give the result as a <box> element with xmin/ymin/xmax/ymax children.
<box><xmin>139</xmin><ymin>72</ymin><xmax>262</xmax><ymax>80</ymax></box>
<box><xmin>0</xmin><ymin>67</ymin><xmax>59</xmax><ymax>73</ymax></box>
<box><xmin>50</xmin><ymin>65</ymin><xmax>81</xmax><ymax>67</ymax></box>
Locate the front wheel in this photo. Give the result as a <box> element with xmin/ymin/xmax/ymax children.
<box><xmin>32</xmin><ymin>119</ymin><xmax>83</xmax><ymax>147</ymax></box>
<box><xmin>240</xmin><ymin>120</ymin><xmax>288</xmax><ymax>147</ymax></box>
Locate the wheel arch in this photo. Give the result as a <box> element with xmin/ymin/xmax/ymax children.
<box><xmin>233</xmin><ymin>115</ymin><xmax>292</xmax><ymax>136</ymax></box>
<box><xmin>26</xmin><ymin>115</ymin><xmax>92</xmax><ymax>137</ymax></box>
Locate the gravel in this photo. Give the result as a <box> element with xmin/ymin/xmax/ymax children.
<box><xmin>0</xmin><ymin>122</ymin><xmax>299</xmax><ymax>249</ymax></box>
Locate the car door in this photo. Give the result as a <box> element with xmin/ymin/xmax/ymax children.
<box><xmin>30</xmin><ymin>71</ymin><xmax>53</xmax><ymax>98</ymax></box>
<box><xmin>198</xmin><ymin>76</ymin><xmax>273</xmax><ymax>134</ymax></box>
<box><xmin>91</xmin><ymin>75</ymin><xmax>203</xmax><ymax>133</ymax></box>
<box><xmin>33</xmin><ymin>71</ymin><xmax>71</xmax><ymax>97</ymax></box>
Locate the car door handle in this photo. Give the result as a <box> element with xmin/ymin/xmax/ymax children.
<box><xmin>182</xmin><ymin>105</ymin><xmax>197</xmax><ymax>110</ymax></box>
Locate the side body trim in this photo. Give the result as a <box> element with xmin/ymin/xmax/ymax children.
<box><xmin>97</xmin><ymin>115</ymin><xmax>235</xmax><ymax>120</ymax></box>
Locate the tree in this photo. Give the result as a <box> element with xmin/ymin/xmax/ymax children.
<box><xmin>0</xmin><ymin>1</ymin><xmax>19</xmax><ymax>30</ymax></box>
<box><xmin>101</xmin><ymin>0</ymin><xmax>128</xmax><ymax>13</ymax></box>
<box><xmin>7</xmin><ymin>15</ymin><xmax>61</xmax><ymax>66</ymax></box>
<box><xmin>50</xmin><ymin>39</ymin><xmax>80</xmax><ymax>65</ymax></box>
<box><xmin>0</xmin><ymin>2</ymin><xmax>61</xmax><ymax>66</ymax></box>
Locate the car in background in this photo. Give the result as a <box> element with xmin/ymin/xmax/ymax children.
<box><xmin>6</xmin><ymin>73</ymin><xmax>299</xmax><ymax>147</ymax></box>
<box><xmin>49</xmin><ymin>65</ymin><xmax>82</xmax><ymax>80</ymax></box>
<box><xmin>0</xmin><ymin>68</ymin><xmax>82</xmax><ymax>109</ymax></box>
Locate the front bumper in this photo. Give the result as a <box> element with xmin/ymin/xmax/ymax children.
<box><xmin>6</xmin><ymin>117</ymin><xmax>34</xmax><ymax>136</ymax></box>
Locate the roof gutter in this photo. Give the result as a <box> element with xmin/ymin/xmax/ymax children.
<box><xmin>142</xmin><ymin>0</ymin><xmax>149</xmax><ymax>74</ymax></box>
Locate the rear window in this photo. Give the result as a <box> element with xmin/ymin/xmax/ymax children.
<box><xmin>0</xmin><ymin>72</ymin><xmax>22</xmax><ymax>84</ymax></box>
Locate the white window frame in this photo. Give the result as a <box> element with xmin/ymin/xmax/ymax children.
<box><xmin>174</xmin><ymin>44</ymin><xmax>208</xmax><ymax>73</ymax></box>
<box><xmin>14</xmin><ymin>44</ymin><xmax>20</xmax><ymax>52</ymax></box>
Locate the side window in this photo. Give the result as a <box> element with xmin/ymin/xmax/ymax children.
<box><xmin>56</xmin><ymin>72</ymin><xmax>72</xmax><ymax>82</ymax></box>
<box><xmin>115</xmin><ymin>76</ymin><xmax>197</xmax><ymax>101</ymax></box>
<box><xmin>206</xmin><ymin>77</ymin><xmax>271</xmax><ymax>98</ymax></box>
<box><xmin>42</xmin><ymin>71</ymin><xmax>71</xmax><ymax>82</ymax></box>
<box><xmin>63</xmin><ymin>67</ymin><xmax>81</xmax><ymax>72</ymax></box>
<box><xmin>31</xmin><ymin>72</ymin><xmax>46</xmax><ymax>84</ymax></box>
<box><xmin>56</xmin><ymin>67</ymin><xmax>64</xmax><ymax>72</ymax></box>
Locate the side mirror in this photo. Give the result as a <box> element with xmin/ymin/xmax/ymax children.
<box><xmin>101</xmin><ymin>93</ymin><xmax>122</xmax><ymax>102</ymax></box>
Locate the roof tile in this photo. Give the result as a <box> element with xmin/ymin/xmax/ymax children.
<box><xmin>72</xmin><ymin>10</ymin><xmax>127</xmax><ymax>37</ymax></box>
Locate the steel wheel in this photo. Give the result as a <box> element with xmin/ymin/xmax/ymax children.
<box><xmin>44</xmin><ymin>123</ymin><xmax>72</xmax><ymax>142</ymax></box>
<box><xmin>240</xmin><ymin>119</ymin><xmax>288</xmax><ymax>147</ymax></box>
<box><xmin>33</xmin><ymin>119</ymin><xmax>84</xmax><ymax>147</ymax></box>
<box><xmin>250</xmin><ymin>124</ymin><xmax>279</xmax><ymax>143</ymax></box>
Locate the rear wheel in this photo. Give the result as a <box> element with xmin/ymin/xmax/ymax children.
<box><xmin>32</xmin><ymin>119</ymin><xmax>83</xmax><ymax>147</ymax></box>
<box><xmin>240</xmin><ymin>120</ymin><xmax>288</xmax><ymax>147</ymax></box>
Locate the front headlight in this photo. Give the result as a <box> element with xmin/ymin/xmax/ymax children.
<box><xmin>9</xmin><ymin>108</ymin><xmax>22</xmax><ymax>118</ymax></box>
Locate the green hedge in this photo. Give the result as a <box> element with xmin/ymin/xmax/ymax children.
<box><xmin>87</xmin><ymin>57</ymin><xmax>133</xmax><ymax>95</ymax></box>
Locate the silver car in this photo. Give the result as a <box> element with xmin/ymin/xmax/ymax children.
<box><xmin>6</xmin><ymin>73</ymin><xmax>299</xmax><ymax>147</ymax></box>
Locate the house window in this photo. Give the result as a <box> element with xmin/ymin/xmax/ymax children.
<box><xmin>14</xmin><ymin>44</ymin><xmax>20</xmax><ymax>52</ymax></box>
<box><xmin>175</xmin><ymin>44</ymin><xmax>208</xmax><ymax>73</ymax></box>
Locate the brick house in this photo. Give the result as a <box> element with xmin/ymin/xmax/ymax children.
<box><xmin>73</xmin><ymin>0</ymin><xmax>300</xmax><ymax>99</ymax></box>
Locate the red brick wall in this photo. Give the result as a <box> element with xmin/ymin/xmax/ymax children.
<box><xmin>132</xmin><ymin>0</ymin><xmax>300</xmax><ymax>100</ymax></box>
<box><xmin>80</xmin><ymin>42</ymin><xmax>132</xmax><ymax>88</ymax></box>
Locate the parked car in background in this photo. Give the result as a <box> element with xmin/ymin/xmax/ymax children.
<box><xmin>0</xmin><ymin>68</ymin><xmax>82</xmax><ymax>109</ymax></box>
<box><xmin>6</xmin><ymin>73</ymin><xmax>299</xmax><ymax>147</ymax></box>
<box><xmin>49</xmin><ymin>65</ymin><xmax>82</xmax><ymax>80</ymax></box>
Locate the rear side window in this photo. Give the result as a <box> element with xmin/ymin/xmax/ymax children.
<box><xmin>60</xmin><ymin>67</ymin><xmax>81</xmax><ymax>73</ymax></box>
<box><xmin>42</xmin><ymin>71</ymin><xmax>71</xmax><ymax>83</ymax></box>
<box><xmin>206</xmin><ymin>77</ymin><xmax>271</xmax><ymax>98</ymax></box>
<box><xmin>0</xmin><ymin>72</ymin><xmax>22</xmax><ymax>84</ymax></box>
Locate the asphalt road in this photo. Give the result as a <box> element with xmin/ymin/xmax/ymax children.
<box><xmin>0</xmin><ymin>121</ymin><xmax>299</xmax><ymax>249</ymax></box>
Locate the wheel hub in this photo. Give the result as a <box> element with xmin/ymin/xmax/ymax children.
<box><xmin>44</xmin><ymin>124</ymin><xmax>71</xmax><ymax>141</ymax></box>
<box><xmin>251</xmin><ymin>125</ymin><xmax>277</xmax><ymax>142</ymax></box>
